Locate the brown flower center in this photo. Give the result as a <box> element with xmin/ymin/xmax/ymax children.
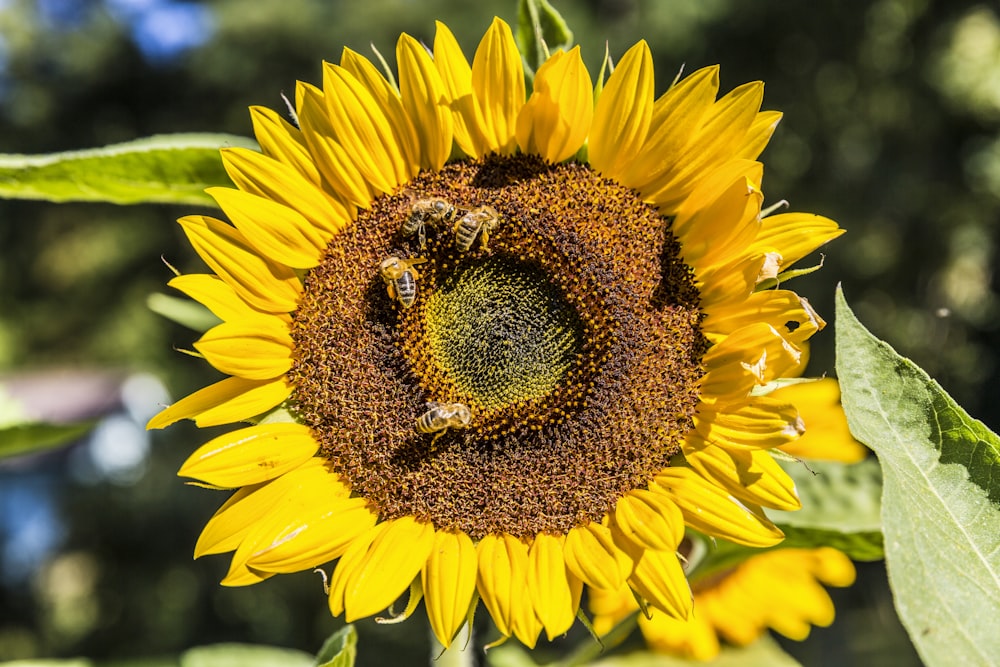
<box><xmin>289</xmin><ymin>155</ymin><xmax>706</xmax><ymax>539</ymax></box>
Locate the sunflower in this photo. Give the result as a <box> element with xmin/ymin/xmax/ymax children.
<box><xmin>149</xmin><ymin>18</ymin><xmax>844</xmax><ymax>648</ymax></box>
<box><xmin>589</xmin><ymin>546</ymin><xmax>857</xmax><ymax>661</ymax></box>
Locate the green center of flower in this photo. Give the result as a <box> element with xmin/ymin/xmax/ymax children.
<box><xmin>422</xmin><ymin>256</ymin><xmax>583</xmax><ymax>410</ymax></box>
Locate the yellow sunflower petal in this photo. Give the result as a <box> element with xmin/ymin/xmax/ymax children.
<box><xmin>476</xmin><ymin>533</ymin><xmax>529</xmax><ymax>640</ymax></box>
<box><xmin>220</xmin><ymin>147</ymin><xmax>352</xmax><ymax>236</ymax></box>
<box><xmin>693</xmin><ymin>396</ymin><xmax>805</xmax><ymax>450</ymax></box>
<box><xmin>248</xmin><ymin>496</ymin><xmax>377</xmax><ymax>574</ymax></box>
<box><xmin>676</xmin><ymin>174</ymin><xmax>764</xmax><ymax>272</ymax></box>
<box><xmin>221</xmin><ymin>463</ymin><xmax>360</xmax><ymax>577</ymax></box>
<box><xmin>587</xmin><ymin>584</ymin><xmax>637</xmax><ymax>636</ymax></box>
<box><xmin>622</xmin><ymin>65</ymin><xmax>719</xmax><ymax>192</ymax></box>
<box><xmin>340</xmin><ymin>47</ymin><xmax>422</xmax><ymax>176</ymax></box>
<box><xmin>196</xmin><ymin>378</ymin><xmax>292</xmax><ymax>427</ymax></box>
<box><xmin>194</xmin><ymin>484</ymin><xmax>263</xmax><ymax>557</ymax></box>
<box><xmin>322</xmin><ymin>62</ymin><xmax>409</xmax><ymax>192</ymax></box>
<box><xmin>338</xmin><ymin>516</ymin><xmax>435</xmax><ymax>621</ymax></box>
<box><xmin>193</xmin><ymin>317</ymin><xmax>293</xmax><ymax>381</ymax></box>
<box><xmin>221</xmin><ymin>561</ymin><xmax>273</xmax><ymax>587</ymax></box>
<box><xmin>683</xmin><ymin>441</ymin><xmax>802</xmax><ymax>511</ymax></box>
<box><xmin>702</xmin><ymin>588</ymin><xmax>763</xmax><ymax>645</ymax></box>
<box><xmin>702</xmin><ymin>289</ymin><xmax>825</xmax><ymax>346</ymax></box>
<box><xmin>695</xmin><ymin>252</ymin><xmax>768</xmax><ymax>310</ymax></box>
<box><xmin>627</xmin><ymin>546</ymin><xmax>692</xmax><ymax>620</ymax></box>
<box><xmin>652</xmin><ymin>467</ymin><xmax>784</xmax><ymax>547</ymax></box>
<box><xmin>516</xmin><ymin>46</ymin><xmax>593</xmax><ymax>163</ymax></box>
<box><xmin>528</xmin><ymin>533</ymin><xmax>581</xmax><ymax>640</ymax></box>
<box><xmin>470</xmin><ymin>17</ymin><xmax>525</xmax><ymax>155</ymax></box>
<box><xmin>147</xmin><ymin>376</ymin><xmax>291</xmax><ymax>430</ymax></box>
<box><xmin>178</xmin><ymin>422</ymin><xmax>317</xmax><ymax>487</ymax></box>
<box><xmin>589</xmin><ymin>40</ymin><xmax>654</xmax><ymax>178</ymax></box>
<box><xmin>775</xmin><ymin>576</ymin><xmax>837</xmax><ymax>635</ymax></box>
<box><xmin>747</xmin><ymin>212</ymin><xmax>844</xmax><ymax>270</ymax></box>
<box><xmin>296</xmin><ymin>81</ymin><xmax>375</xmax><ymax>209</ymax></box>
<box><xmin>433</xmin><ymin>20</ymin><xmax>480</xmax><ymax>157</ymax></box>
<box><xmin>673</xmin><ymin>159</ymin><xmax>763</xmax><ymax>227</ymax></box>
<box><xmin>771</xmin><ymin>379</ymin><xmax>867</xmax><ymax>462</ymax></box>
<box><xmin>397</xmin><ymin>34</ymin><xmax>454</xmax><ymax>171</ymax></box>
<box><xmin>168</xmin><ymin>274</ymin><xmax>287</xmax><ymax>324</ymax></box>
<box><xmin>811</xmin><ymin>546</ymin><xmax>858</xmax><ymax>587</ymax></box>
<box><xmin>200</xmin><ymin>458</ymin><xmax>341</xmax><ymax>560</ymax></box>
<box><xmin>177</xmin><ymin>215</ymin><xmax>302</xmax><ymax>314</ymax></box>
<box><xmin>328</xmin><ymin>523</ymin><xmax>378</xmax><ymax>618</ymax></box>
<box><xmin>206</xmin><ymin>187</ymin><xmax>326</xmax><ymax>270</ymax></box>
<box><xmin>700</xmin><ymin>323</ymin><xmax>804</xmax><ymax>403</ymax></box>
<box><xmin>611</xmin><ymin>489</ymin><xmax>685</xmax><ymax>552</ymax></box>
<box><xmin>638</xmin><ymin>603</ymin><xmax>721</xmax><ymax>661</ymax></box>
<box><xmin>643</xmin><ymin>81</ymin><xmax>764</xmax><ymax>210</ymax></box>
<box><xmin>737</xmin><ymin>110</ymin><xmax>783</xmax><ymax>160</ymax></box>
<box><xmin>563</xmin><ymin>521</ymin><xmax>634</xmax><ymax>592</ymax></box>
<box><xmin>248</xmin><ymin>105</ymin><xmax>321</xmax><ymax>186</ymax></box>
<box><xmin>422</xmin><ymin>530</ymin><xmax>478</xmax><ymax>648</ymax></box>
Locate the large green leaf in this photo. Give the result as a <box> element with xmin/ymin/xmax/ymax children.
<box><xmin>770</xmin><ymin>457</ymin><xmax>884</xmax><ymax>560</ymax></box>
<box><xmin>835</xmin><ymin>287</ymin><xmax>1000</xmax><ymax>666</ymax></box>
<box><xmin>0</xmin><ymin>133</ymin><xmax>255</xmax><ymax>206</ymax></box>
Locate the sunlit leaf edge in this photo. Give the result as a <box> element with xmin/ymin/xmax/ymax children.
<box><xmin>0</xmin><ymin>133</ymin><xmax>256</xmax><ymax>206</ymax></box>
<box><xmin>834</xmin><ymin>286</ymin><xmax>1000</xmax><ymax>666</ymax></box>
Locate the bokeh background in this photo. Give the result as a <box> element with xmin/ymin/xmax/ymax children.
<box><xmin>2</xmin><ymin>0</ymin><xmax>997</xmax><ymax>663</ymax></box>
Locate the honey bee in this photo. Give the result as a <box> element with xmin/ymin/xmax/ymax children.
<box><xmin>415</xmin><ymin>402</ymin><xmax>472</xmax><ymax>441</ymax></box>
<box><xmin>401</xmin><ymin>197</ymin><xmax>458</xmax><ymax>248</ymax></box>
<box><xmin>454</xmin><ymin>205</ymin><xmax>501</xmax><ymax>252</ymax></box>
<box><xmin>379</xmin><ymin>256</ymin><xmax>428</xmax><ymax>308</ymax></box>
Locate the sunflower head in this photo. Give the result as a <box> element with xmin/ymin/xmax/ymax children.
<box><xmin>151</xmin><ymin>16</ymin><xmax>844</xmax><ymax>649</ymax></box>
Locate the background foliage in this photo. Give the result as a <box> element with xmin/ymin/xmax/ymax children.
<box><xmin>2</xmin><ymin>0</ymin><xmax>998</xmax><ymax>663</ymax></box>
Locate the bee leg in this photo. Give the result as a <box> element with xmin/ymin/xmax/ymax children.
<box><xmin>480</xmin><ymin>228</ymin><xmax>490</xmax><ymax>252</ymax></box>
<box><xmin>418</xmin><ymin>224</ymin><xmax>426</xmax><ymax>250</ymax></box>
<box><xmin>430</xmin><ymin>430</ymin><xmax>445</xmax><ymax>446</ymax></box>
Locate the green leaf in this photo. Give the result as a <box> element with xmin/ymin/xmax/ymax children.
<box><xmin>0</xmin><ymin>420</ymin><xmax>96</xmax><ymax>459</ymax></box>
<box><xmin>486</xmin><ymin>643</ymin><xmax>539</xmax><ymax>667</ymax></box>
<box><xmin>0</xmin><ymin>384</ymin><xmax>96</xmax><ymax>458</ymax></box>
<box><xmin>835</xmin><ymin>287</ymin><xmax>1000</xmax><ymax>666</ymax></box>
<box><xmin>516</xmin><ymin>0</ymin><xmax>574</xmax><ymax>78</ymax></box>
<box><xmin>180</xmin><ymin>644</ymin><xmax>313</xmax><ymax>667</ymax></box>
<box><xmin>314</xmin><ymin>625</ymin><xmax>357</xmax><ymax>667</ymax></box>
<box><xmin>0</xmin><ymin>133</ymin><xmax>256</xmax><ymax>206</ymax></box>
<box><xmin>147</xmin><ymin>293</ymin><xmax>222</xmax><ymax>332</ymax></box>
<box><xmin>769</xmin><ymin>457</ymin><xmax>885</xmax><ymax>560</ymax></box>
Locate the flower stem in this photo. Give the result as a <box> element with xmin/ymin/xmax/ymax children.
<box><xmin>431</xmin><ymin>623</ymin><xmax>475</xmax><ymax>667</ymax></box>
